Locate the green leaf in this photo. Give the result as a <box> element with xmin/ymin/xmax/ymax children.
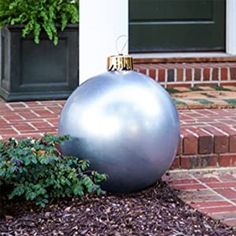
<box><xmin>8</xmin><ymin>184</ymin><xmax>25</xmax><ymax>199</ymax></box>
<box><xmin>0</xmin><ymin>0</ymin><xmax>79</xmax><ymax>44</ymax></box>
<box><xmin>73</xmin><ymin>184</ymin><xmax>84</xmax><ymax>196</ymax></box>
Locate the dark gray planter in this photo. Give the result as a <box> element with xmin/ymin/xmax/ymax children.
<box><xmin>0</xmin><ymin>25</ymin><xmax>79</xmax><ymax>101</ymax></box>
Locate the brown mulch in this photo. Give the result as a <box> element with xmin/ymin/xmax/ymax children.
<box><xmin>0</xmin><ymin>182</ymin><xmax>235</xmax><ymax>236</ymax></box>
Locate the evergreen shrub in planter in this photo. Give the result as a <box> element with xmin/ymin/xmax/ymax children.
<box><xmin>0</xmin><ymin>0</ymin><xmax>79</xmax><ymax>101</ymax></box>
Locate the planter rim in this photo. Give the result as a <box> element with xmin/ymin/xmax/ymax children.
<box><xmin>2</xmin><ymin>24</ymin><xmax>79</xmax><ymax>30</ymax></box>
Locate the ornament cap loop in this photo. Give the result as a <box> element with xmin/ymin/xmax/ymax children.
<box><xmin>107</xmin><ymin>55</ymin><xmax>133</xmax><ymax>71</ymax></box>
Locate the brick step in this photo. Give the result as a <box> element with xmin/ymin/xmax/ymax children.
<box><xmin>173</xmin><ymin>109</ymin><xmax>236</xmax><ymax>170</ymax></box>
<box><xmin>133</xmin><ymin>57</ymin><xmax>236</xmax><ymax>88</ymax></box>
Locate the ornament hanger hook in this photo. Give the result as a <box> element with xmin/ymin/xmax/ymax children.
<box><xmin>116</xmin><ymin>35</ymin><xmax>128</xmax><ymax>55</ymax></box>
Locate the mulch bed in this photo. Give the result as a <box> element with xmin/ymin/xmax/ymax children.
<box><xmin>0</xmin><ymin>181</ymin><xmax>235</xmax><ymax>236</ymax></box>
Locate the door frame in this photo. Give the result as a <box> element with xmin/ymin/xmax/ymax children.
<box><xmin>226</xmin><ymin>0</ymin><xmax>236</xmax><ymax>54</ymax></box>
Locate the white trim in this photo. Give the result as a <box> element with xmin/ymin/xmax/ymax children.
<box><xmin>79</xmin><ymin>0</ymin><xmax>128</xmax><ymax>84</ymax></box>
<box><xmin>226</xmin><ymin>0</ymin><xmax>236</xmax><ymax>54</ymax></box>
<box><xmin>131</xmin><ymin>52</ymin><xmax>233</xmax><ymax>59</ymax></box>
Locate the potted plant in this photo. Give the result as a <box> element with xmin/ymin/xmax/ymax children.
<box><xmin>0</xmin><ymin>0</ymin><xmax>79</xmax><ymax>101</ymax></box>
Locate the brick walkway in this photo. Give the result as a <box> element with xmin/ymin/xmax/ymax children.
<box><xmin>1</xmin><ymin>98</ymin><xmax>236</xmax><ymax>169</ymax></box>
<box><xmin>0</xmin><ymin>99</ymin><xmax>64</xmax><ymax>140</ymax></box>
<box><xmin>1</xmin><ymin>98</ymin><xmax>236</xmax><ymax>227</ymax></box>
<box><xmin>165</xmin><ymin>169</ymin><xmax>236</xmax><ymax>228</ymax></box>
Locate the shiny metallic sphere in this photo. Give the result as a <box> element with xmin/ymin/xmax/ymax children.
<box><xmin>59</xmin><ymin>71</ymin><xmax>180</xmax><ymax>193</ymax></box>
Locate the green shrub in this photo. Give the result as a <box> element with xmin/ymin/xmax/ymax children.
<box><xmin>0</xmin><ymin>134</ymin><xmax>107</xmax><ymax>207</ymax></box>
<box><xmin>0</xmin><ymin>0</ymin><xmax>79</xmax><ymax>45</ymax></box>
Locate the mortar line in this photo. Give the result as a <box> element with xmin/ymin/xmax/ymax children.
<box><xmin>190</xmin><ymin>174</ymin><xmax>236</xmax><ymax>207</ymax></box>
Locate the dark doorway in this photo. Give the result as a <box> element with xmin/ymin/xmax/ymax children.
<box><xmin>129</xmin><ymin>0</ymin><xmax>226</xmax><ymax>52</ymax></box>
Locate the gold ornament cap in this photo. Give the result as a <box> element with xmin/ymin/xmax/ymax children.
<box><xmin>107</xmin><ymin>55</ymin><xmax>133</xmax><ymax>71</ymax></box>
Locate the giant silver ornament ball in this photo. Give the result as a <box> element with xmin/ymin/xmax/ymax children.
<box><xmin>59</xmin><ymin>57</ymin><xmax>180</xmax><ymax>193</ymax></box>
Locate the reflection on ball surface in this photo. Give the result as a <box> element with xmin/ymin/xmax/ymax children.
<box><xmin>59</xmin><ymin>71</ymin><xmax>180</xmax><ymax>193</ymax></box>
